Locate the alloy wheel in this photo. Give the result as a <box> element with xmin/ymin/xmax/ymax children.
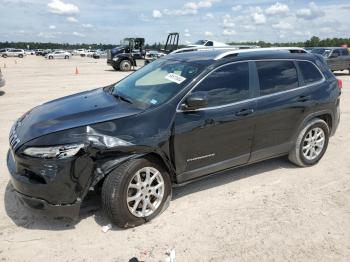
<box><xmin>126</xmin><ymin>167</ymin><xmax>165</xmax><ymax>218</ymax></box>
<box><xmin>302</xmin><ymin>127</ymin><xmax>325</xmax><ymax>161</ymax></box>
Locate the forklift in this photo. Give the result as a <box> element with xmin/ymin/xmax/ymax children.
<box><xmin>107</xmin><ymin>33</ymin><xmax>179</xmax><ymax>71</ymax></box>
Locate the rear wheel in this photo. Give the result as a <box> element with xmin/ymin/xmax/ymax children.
<box><xmin>2</xmin><ymin>54</ymin><xmax>7</xmax><ymax>58</ymax></box>
<box><xmin>18</xmin><ymin>54</ymin><xmax>23</xmax><ymax>58</ymax></box>
<box><xmin>119</xmin><ymin>60</ymin><xmax>132</xmax><ymax>71</ymax></box>
<box><xmin>102</xmin><ymin>158</ymin><xmax>171</xmax><ymax>228</ymax></box>
<box><xmin>64</xmin><ymin>55</ymin><xmax>69</xmax><ymax>59</ymax></box>
<box><xmin>288</xmin><ymin>118</ymin><xmax>329</xmax><ymax>167</ymax></box>
<box><xmin>49</xmin><ymin>56</ymin><xmax>53</xmax><ymax>60</ymax></box>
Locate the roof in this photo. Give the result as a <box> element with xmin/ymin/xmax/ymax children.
<box><xmin>165</xmin><ymin>47</ymin><xmax>311</xmax><ymax>65</ymax></box>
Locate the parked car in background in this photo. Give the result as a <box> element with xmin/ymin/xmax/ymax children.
<box><xmin>80</xmin><ymin>50</ymin><xmax>96</xmax><ymax>57</ymax></box>
<box><xmin>187</xmin><ymin>39</ymin><xmax>229</xmax><ymax>47</ymax></box>
<box><xmin>145</xmin><ymin>50</ymin><xmax>166</xmax><ymax>60</ymax></box>
<box><xmin>92</xmin><ymin>50</ymin><xmax>107</xmax><ymax>59</ymax></box>
<box><xmin>45</xmin><ymin>50</ymin><xmax>71</xmax><ymax>59</ymax></box>
<box><xmin>73</xmin><ymin>49</ymin><xmax>86</xmax><ymax>56</ymax></box>
<box><xmin>0</xmin><ymin>48</ymin><xmax>25</xmax><ymax>58</ymax></box>
<box><xmin>0</xmin><ymin>70</ymin><xmax>5</xmax><ymax>88</ymax></box>
<box><xmin>35</xmin><ymin>49</ymin><xmax>44</xmax><ymax>56</ymax></box>
<box><xmin>7</xmin><ymin>48</ymin><xmax>341</xmax><ymax>228</ymax></box>
<box><xmin>311</xmin><ymin>47</ymin><xmax>350</xmax><ymax>73</ymax></box>
<box><xmin>25</xmin><ymin>50</ymin><xmax>35</xmax><ymax>55</ymax></box>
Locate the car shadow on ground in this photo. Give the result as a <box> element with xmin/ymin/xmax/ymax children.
<box><xmin>4</xmin><ymin>157</ymin><xmax>296</xmax><ymax>231</ymax></box>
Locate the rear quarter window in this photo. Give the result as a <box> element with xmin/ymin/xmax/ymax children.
<box><xmin>256</xmin><ymin>60</ymin><xmax>299</xmax><ymax>96</ymax></box>
<box><xmin>297</xmin><ymin>61</ymin><xmax>323</xmax><ymax>85</ymax></box>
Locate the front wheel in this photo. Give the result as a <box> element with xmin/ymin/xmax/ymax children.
<box><xmin>102</xmin><ymin>158</ymin><xmax>172</xmax><ymax>228</ymax></box>
<box><xmin>288</xmin><ymin>118</ymin><xmax>329</xmax><ymax>167</ymax></box>
<box><xmin>2</xmin><ymin>54</ymin><xmax>7</xmax><ymax>58</ymax></box>
<box><xmin>119</xmin><ymin>60</ymin><xmax>132</xmax><ymax>71</ymax></box>
<box><xmin>18</xmin><ymin>54</ymin><xmax>23</xmax><ymax>58</ymax></box>
<box><xmin>64</xmin><ymin>55</ymin><xmax>69</xmax><ymax>59</ymax></box>
<box><xmin>49</xmin><ymin>56</ymin><xmax>53</xmax><ymax>59</ymax></box>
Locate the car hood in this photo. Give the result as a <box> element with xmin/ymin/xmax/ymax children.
<box><xmin>13</xmin><ymin>87</ymin><xmax>143</xmax><ymax>147</ymax></box>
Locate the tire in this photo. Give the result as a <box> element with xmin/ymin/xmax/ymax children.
<box><xmin>112</xmin><ymin>65</ymin><xmax>119</xmax><ymax>71</ymax></box>
<box><xmin>102</xmin><ymin>157</ymin><xmax>172</xmax><ymax>228</ymax></box>
<box><xmin>18</xmin><ymin>54</ymin><xmax>23</xmax><ymax>58</ymax></box>
<box><xmin>119</xmin><ymin>60</ymin><xmax>132</xmax><ymax>71</ymax></box>
<box><xmin>64</xmin><ymin>55</ymin><xmax>69</xmax><ymax>59</ymax></box>
<box><xmin>288</xmin><ymin>118</ymin><xmax>329</xmax><ymax>167</ymax></box>
<box><xmin>49</xmin><ymin>56</ymin><xmax>53</xmax><ymax>60</ymax></box>
<box><xmin>2</xmin><ymin>54</ymin><xmax>7</xmax><ymax>58</ymax></box>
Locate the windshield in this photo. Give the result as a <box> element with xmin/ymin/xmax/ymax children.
<box><xmin>194</xmin><ymin>40</ymin><xmax>207</xmax><ymax>45</ymax></box>
<box><xmin>112</xmin><ymin>59</ymin><xmax>203</xmax><ymax>108</ymax></box>
<box><xmin>311</xmin><ymin>48</ymin><xmax>331</xmax><ymax>57</ymax></box>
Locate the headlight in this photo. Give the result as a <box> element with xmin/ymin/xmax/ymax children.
<box><xmin>23</xmin><ymin>144</ymin><xmax>85</xmax><ymax>159</ymax></box>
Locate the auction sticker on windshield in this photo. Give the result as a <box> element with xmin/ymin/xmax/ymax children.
<box><xmin>165</xmin><ymin>73</ymin><xmax>186</xmax><ymax>84</ymax></box>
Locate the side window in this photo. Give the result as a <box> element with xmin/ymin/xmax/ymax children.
<box><xmin>192</xmin><ymin>62</ymin><xmax>249</xmax><ymax>107</ymax></box>
<box><xmin>340</xmin><ymin>48</ymin><xmax>349</xmax><ymax>56</ymax></box>
<box><xmin>332</xmin><ymin>49</ymin><xmax>340</xmax><ymax>56</ymax></box>
<box><xmin>205</xmin><ymin>41</ymin><xmax>213</xmax><ymax>46</ymax></box>
<box><xmin>256</xmin><ymin>61</ymin><xmax>298</xmax><ymax>96</ymax></box>
<box><xmin>298</xmin><ymin>61</ymin><xmax>323</xmax><ymax>85</ymax></box>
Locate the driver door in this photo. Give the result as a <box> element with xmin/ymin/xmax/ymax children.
<box><xmin>173</xmin><ymin>62</ymin><xmax>256</xmax><ymax>183</ymax></box>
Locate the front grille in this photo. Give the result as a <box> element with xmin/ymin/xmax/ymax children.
<box><xmin>9</xmin><ymin>122</ymin><xmax>21</xmax><ymax>150</ymax></box>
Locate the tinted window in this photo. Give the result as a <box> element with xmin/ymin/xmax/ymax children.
<box><xmin>192</xmin><ymin>62</ymin><xmax>249</xmax><ymax>107</ymax></box>
<box><xmin>298</xmin><ymin>61</ymin><xmax>323</xmax><ymax>85</ymax></box>
<box><xmin>340</xmin><ymin>48</ymin><xmax>349</xmax><ymax>56</ymax></box>
<box><xmin>205</xmin><ymin>41</ymin><xmax>213</xmax><ymax>46</ymax></box>
<box><xmin>332</xmin><ymin>49</ymin><xmax>340</xmax><ymax>56</ymax></box>
<box><xmin>256</xmin><ymin>61</ymin><xmax>298</xmax><ymax>96</ymax></box>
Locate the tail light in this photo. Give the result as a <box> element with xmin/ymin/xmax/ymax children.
<box><xmin>337</xmin><ymin>79</ymin><xmax>343</xmax><ymax>89</ymax></box>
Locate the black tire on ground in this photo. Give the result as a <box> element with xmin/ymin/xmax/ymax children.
<box><xmin>49</xmin><ymin>56</ymin><xmax>53</xmax><ymax>60</ymax></box>
<box><xmin>64</xmin><ymin>55</ymin><xmax>69</xmax><ymax>59</ymax></box>
<box><xmin>288</xmin><ymin>118</ymin><xmax>329</xmax><ymax>167</ymax></box>
<box><xmin>2</xmin><ymin>54</ymin><xmax>7</xmax><ymax>58</ymax></box>
<box><xmin>112</xmin><ymin>65</ymin><xmax>119</xmax><ymax>71</ymax></box>
<box><xmin>102</xmin><ymin>157</ymin><xmax>172</xmax><ymax>228</ymax></box>
<box><xmin>119</xmin><ymin>60</ymin><xmax>132</xmax><ymax>71</ymax></box>
<box><xmin>18</xmin><ymin>54</ymin><xmax>23</xmax><ymax>58</ymax></box>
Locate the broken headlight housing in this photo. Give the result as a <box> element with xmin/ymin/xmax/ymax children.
<box><xmin>23</xmin><ymin>144</ymin><xmax>85</xmax><ymax>159</ymax></box>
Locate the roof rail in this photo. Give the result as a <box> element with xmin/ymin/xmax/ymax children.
<box><xmin>214</xmin><ymin>47</ymin><xmax>307</xmax><ymax>60</ymax></box>
<box><xmin>171</xmin><ymin>46</ymin><xmax>239</xmax><ymax>54</ymax></box>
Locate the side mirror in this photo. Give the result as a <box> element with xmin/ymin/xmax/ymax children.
<box><xmin>181</xmin><ymin>92</ymin><xmax>208</xmax><ymax>111</ymax></box>
<box><xmin>330</xmin><ymin>52</ymin><xmax>339</xmax><ymax>58</ymax></box>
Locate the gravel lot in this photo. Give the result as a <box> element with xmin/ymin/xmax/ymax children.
<box><xmin>0</xmin><ymin>56</ymin><xmax>349</xmax><ymax>262</ymax></box>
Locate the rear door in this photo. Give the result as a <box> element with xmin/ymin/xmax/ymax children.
<box><xmin>173</xmin><ymin>62</ymin><xmax>256</xmax><ymax>182</ymax></box>
<box><xmin>250</xmin><ymin>59</ymin><xmax>322</xmax><ymax>162</ymax></box>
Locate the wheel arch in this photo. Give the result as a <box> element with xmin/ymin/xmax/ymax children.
<box><xmin>90</xmin><ymin>151</ymin><xmax>176</xmax><ymax>191</ymax></box>
<box><xmin>300</xmin><ymin>110</ymin><xmax>333</xmax><ymax>133</ymax></box>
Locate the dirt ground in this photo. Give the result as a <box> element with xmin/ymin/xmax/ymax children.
<box><xmin>0</xmin><ymin>55</ymin><xmax>349</xmax><ymax>262</ymax></box>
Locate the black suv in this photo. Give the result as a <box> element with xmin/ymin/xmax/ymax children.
<box><xmin>7</xmin><ymin>49</ymin><xmax>341</xmax><ymax>228</ymax></box>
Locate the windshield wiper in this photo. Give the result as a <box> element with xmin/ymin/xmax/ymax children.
<box><xmin>113</xmin><ymin>93</ymin><xmax>133</xmax><ymax>104</ymax></box>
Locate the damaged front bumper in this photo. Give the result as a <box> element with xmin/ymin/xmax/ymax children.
<box><xmin>7</xmin><ymin>149</ymin><xmax>91</xmax><ymax>218</ymax></box>
<box><xmin>13</xmin><ymin>190</ymin><xmax>81</xmax><ymax>219</ymax></box>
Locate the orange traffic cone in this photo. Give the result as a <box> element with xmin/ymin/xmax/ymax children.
<box><xmin>75</xmin><ymin>67</ymin><xmax>79</xmax><ymax>75</ymax></box>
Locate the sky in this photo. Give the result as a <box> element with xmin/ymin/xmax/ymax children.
<box><xmin>0</xmin><ymin>0</ymin><xmax>349</xmax><ymax>45</ymax></box>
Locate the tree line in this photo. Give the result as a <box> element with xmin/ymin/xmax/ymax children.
<box><xmin>227</xmin><ymin>36</ymin><xmax>350</xmax><ymax>48</ymax></box>
<box><xmin>0</xmin><ymin>36</ymin><xmax>349</xmax><ymax>50</ymax></box>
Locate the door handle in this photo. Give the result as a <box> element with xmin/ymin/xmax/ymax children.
<box><xmin>235</xmin><ymin>108</ymin><xmax>254</xmax><ymax>117</ymax></box>
<box><xmin>297</xmin><ymin>95</ymin><xmax>310</xmax><ymax>103</ymax></box>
